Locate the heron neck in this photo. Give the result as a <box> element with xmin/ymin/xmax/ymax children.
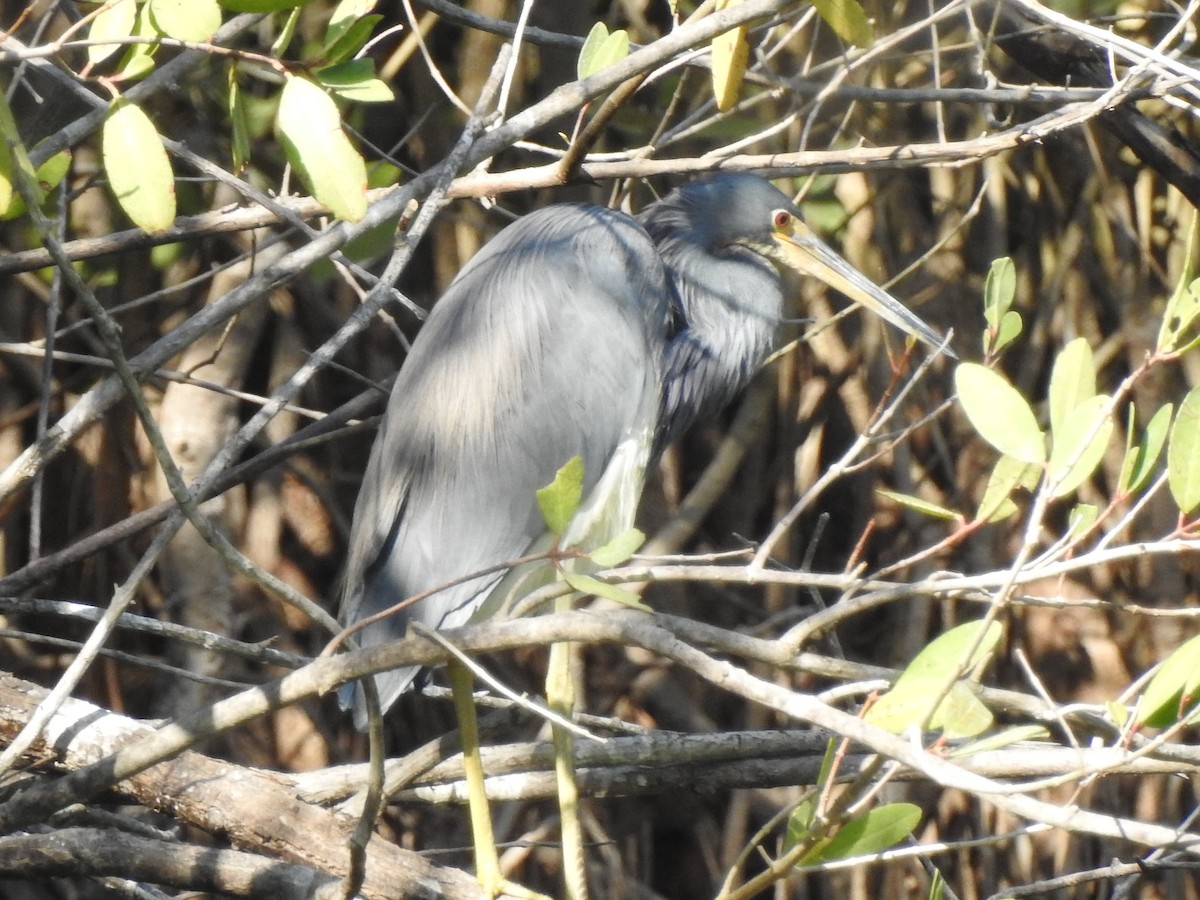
<box><xmin>654</xmin><ymin>243</ymin><xmax>784</xmax><ymax>453</ymax></box>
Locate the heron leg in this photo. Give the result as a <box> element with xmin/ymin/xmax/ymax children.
<box><xmin>447</xmin><ymin>659</ymin><xmax>550</xmax><ymax>900</ymax></box>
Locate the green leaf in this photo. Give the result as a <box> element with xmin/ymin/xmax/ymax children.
<box><xmin>1168</xmin><ymin>385</ymin><xmax>1200</xmax><ymax>515</ymax></box>
<box><xmin>536</xmin><ymin>456</ymin><xmax>585</xmax><ymax>536</ymax></box>
<box><xmin>149</xmin><ymin>0</ymin><xmax>221</xmax><ymax>42</ymax></box>
<box><xmin>798</xmin><ymin>803</ymin><xmax>921</xmax><ymax>866</ymax></box>
<box><xmin>1048</xmin><ymin>337</ymin><xmax>1096</xmax><ymax>438</ymax></box>
<box><xmin>272</xmin><ymin>5</ymin><xmax>302</xmax><ymax>57</ymax></box>
<box><xmin>810</xmin><ymin>0</ymin><xmax>874</xmax><ymax>48</ymax></box>
<box><xmin>867</xmin><ymin>679</ymin><xmax>993</xmax><ymax>738</ymax></box>
<box><xmin>316</xmin><ymin>59</ymin><xmax>394</xmax><ymax>103</ymax></box>
<box><xmin>865</xmin><ymin>621</ymin><xmax>1002</xmax><ymax>735</ymax></box>
<box><xmin>577</xmin><ymin>22</ymin><xmax>630</xmax><ymax>80</ymax></box>
<box><xmin>949</xmin><ymin>724</ymin><xmax>1050</xmax><ymax>757</ymax></box>
<box><xmin>983</xmin><ymin>258</ymin><xmax>1016</xmax><ymax>330</ymax></box>
<box><xmin>277</xmin><ymin>76</ymin><xmax>367</xmax><ymax>222</ymax></box>
<box><xmin>562</xmin><ymin>570</ymin><xmax>650</xmax><ymax>611</ymax></box>
<box><xmin>876</xmin><ymin>489</ymin><xmax>959</xmax><ymax>521</ymax></box>
<box><xmin>588</xmin><ymin>527</ymin><xmax>645</xmax><ymax>568</ymax></box>
<box><xmin>897</xmin><ymin>620</ymin><xmax>1002</xmax><ymax>687</ymax></box>
<box><xmin>326</xmin><ymin>0</ymin><xmax>376</xmax><ymax>46</ymax></box>
<box><xmin>974</xmin><ymin>455</ymin><xmax>1039</xmax><ymax>524</ymax></box>
<box><xmin>1067</xmin><ymin>503</ymin><xmax>1098</xmax><ymax>538</ymax></box>
<box><xmin>114</xmin><ymin>2</ymin><xmax>159</xmax><ymax>81</ymax></box>
<box><xmin>228</xmin><ymin>71</ymin><xmax>250</xmax><ymax>174</ymax></box>
<box><xmin>323</xmin><ymin>14</ymin><xmax>383</xmax><ymax>66</ymax></box>
<box><xmin>1</xmin><ymin>149</ymin><xmax>72</xmax><ymax>220</ymax></box>
<box><xmin>1135</xmin><ymin>633</ymin><xmax>1200</xmax><ymax>728</ymax></box>
<box><xmin>1158</xmin><ymin>211</ymin><xmax>1200</xmax><ymax>353</ymax></box>
<box><xmin>1047</xmin><ymin>394</ymin><xmax>1113</xmax><ymax>498</ymax></box>
<box><xmin>88</xmin><ymin>0</ymin><xmax>137</xmax><ymax>66</ymax></box>
<box><xmin>0</xmin><ymin>126</ymin><xmax>12</xmax><ymax>214</ymax></box>
<box><xmin>992</xmin><ymin>310</ymin><xmax>1023</xmax><ymax>355</ymax></box>
<box><xmin>1119</xmin><ymin>403</ymin><xmax>1172</xmax><ymax>494</ymax></box>
<box><xmin>219</xmin><ymin>0</ymin><xmax>312</xmax><ymax>11</ymax></box>
<box><xmin>955</xmin><ymin>363</ymin><xmax>1045</xmax><ymax>464</ymax></box>
<box><xmin>784</xmin><ymin>797</ymin><xmax>817</xmax><ymax>852</ymax></box>
<box><xmin>102</xmin><ymin>99</ymin><xmax>176</xmax><ymax>232</ymax></box>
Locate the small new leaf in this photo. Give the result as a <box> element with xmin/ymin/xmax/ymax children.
<box><xmin>876</xmin><ymin>489</ymin><xmax>959</xmax><ymax>521</ymax></box>
<box><xmin>562</xmin><ymin>570</ymin><xmax>650</xmax><ymax>611</ymax></box>
<box><xmin>1168</xmin><ymin>385</ymin><xmax>1200</xmax><ymax>515</ymax></box>
<box><xmin>536</xmin><ymin>456</ymin><xmax>585</xmax><ymax>537</ymax></box>
<box><xmin>1119</xmin><ymin>403</ymin><xmax>1172</xmax><ymax>494</ymax></box>
<box><xmin>1067</xmin><ymin>503</ymin><xmax>1098</xmax><ymax>539</ymax></box>
<box><xmin>317</xmin><ymin>59</ymin><xmax>394</xmax><ymax>102</ymax></box>
<box><xmin>102</xmin><ymin>99</ymin><xmax>176</xmax><ymax>232</ymax></box>
<box><xmin>955</xmin><ymin>363</ymin><xmax>1045</xmax><ymax>464</ymax></box>
<box><xmin>983</xmin><ymin>258</ymin><xmax>1016</xmax><ymax>329</ymax></box>
<box><xmin>219</xmin><ymin>0</ymin><xmax>312</xmax><ymax>11</ymax></box>
<box><xmin>589</xmin><ymin>528</ymin><xmax>645</xmax><ymax>568</ymax></box>
<box><xmin>974</xmin><ymin>455</ymin><xmax>1039</xmax><ymax>524</ymax></box>
<box><xmin>950</xmin><ymin>724</ymin><xmax>1050</xmax><ymax>757</ymax></box>
<box><xmin>577</xmin><ymin>22</ymin><xmax>630</xmax><ymax>79</ymax></box>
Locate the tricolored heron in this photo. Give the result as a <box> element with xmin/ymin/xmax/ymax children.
<box><xmin>338</xmin><ymin>172</ymin><xmax>949</xmax><ymax>893</ymax></box>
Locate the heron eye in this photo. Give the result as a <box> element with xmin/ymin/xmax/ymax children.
<box><xmin>772</xmin><ymin>210</ymin><xmax>791</xmax><ymax>230</ymax></box>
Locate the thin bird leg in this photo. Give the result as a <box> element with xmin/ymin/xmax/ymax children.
<box><xmin>447</xmin><ymin>658</ymin><xmax>503</xmax><ymax>894</ymax></box>
<box><xmin>447</xmin><ymin>659</ymin><xmax>551</xmax><ymax>900</ymax></box>
<box><xmin>547</xmin><ymin>598</ymin><xmax>588</xmax><ymax>900</ymax></box>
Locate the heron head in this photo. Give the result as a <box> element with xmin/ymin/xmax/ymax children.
<box><xmin>681</xmin><ymin>173</ymin><xmax>953</xmax><ymax>357</ymax></box>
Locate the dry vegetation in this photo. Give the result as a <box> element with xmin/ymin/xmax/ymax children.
<box><xmin>2</xmin><ymin>0</ymin><xmax>1200</xmax><ymax>898</ymax></box>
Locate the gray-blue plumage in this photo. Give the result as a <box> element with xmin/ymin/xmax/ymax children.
<box><xmin>338</xmin><ymin>173</ymin><xmax>946</xmax><ymax>726</ymax></box>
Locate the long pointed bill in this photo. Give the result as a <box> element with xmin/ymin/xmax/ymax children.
<box><xmin>772</xmin><ymin>224</ymin><xmax>955</xmax><ymax>359</ymax></box>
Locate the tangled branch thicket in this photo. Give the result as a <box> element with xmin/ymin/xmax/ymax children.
<box><xmin>3</xmin><ymin>0</ymin><xmax>1200</xmax><ymax>897</ymax></box>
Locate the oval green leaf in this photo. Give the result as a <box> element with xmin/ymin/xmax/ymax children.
<box><xmin>955</xmin><ymin>363</ymin><xmax>1045</xmax><ymax>464</ymax></box>
<box><xmin>1119</xmin><ymin>403</ymin><xmax>1172</xmax><ymax>494</ymax></box>
<box><xmin>562</xmin><ymin>570</ymin><xmax>650</xmax><ymax>611</ymax></box>
<box><xmin>876</xmin><ymin>489</ymin><xmax>959</xmax><ymax>522</ymax></box>
<box><xmin>149</xmin><ymin>0</ymin><xmax>221</xmax><ymax>42</ymax></box>
<box><xmin>219</xmin><ymin>0</ymin><xmax>312</xmax><ymax>11</ymax></box>
<box><xmin>1168</xmin><ymin>385</ymin><xmax>1200</xmax><ymax>515</ymax></box>
<box><xmin>799</xmin><ymin>803</ymin><xmax>921</xmax><ymax>866</ymax></box>
<box><xmin>992</xmin><ymin>310</ymin><xmax>1023</xmax><ymax>355</ymax></box>
<box><xmin>102</xmin><ymin>99</ymin><xmax>175</xmax><ymax>233</ymax></box>
<box><xmin>1047</xmin><ymin>393</ymin><xmax>1113</xmax><ymax>499</ymax></box>
<box><xmin>277</xmin><ymin>76</ymin><xmax>367</xmax><ymax>222</ymax></box>
<box><xmin>897</xmin><ymin>619</ymin><xmax>1003</xmax><ymax>687</ymax></box>
<box><xmin>88</xmin><ymin>0</ymin><xmax>137</xmax><ymax>66</ymax></box>
<box><xmin>1067</xmin><ymin>503</ymin><xmax>1098</xmax><ymax>539</ymax></box>
<box><xmin>810</xmin><ymin>0</ymin><xmax>874</xmax><ymax>48</ymax></box>
<box><xmin>316</xmin><ymin>59</ymin><xmax>394</xmax><ymax>103</ymax></box>
<box><xmin>1135</xmin><ymin>633</ymin><xmax>1200</xmax><ymax>729</ymax></box>
<box><xmin>589</xmin><ymin>527</ymin><xmax>645</xmax><ymax>568</ymax></box>
<box><xmin>983</xmin><ymin>257</ymin><xmax>1016</xmax><ymax>330</ymax></box>
<box><xmin>577</xmin><ymin>22</ymin><xmax>630</xmax><ymax>79</ymax></box>
<box><xmin>536</xmin><ymin>456</ymin><xmax>584</xmax><ymax>537</ymax></box>
<box><xmin>1048</xmin><ymin>337</ymin><xmax>1096</xmax><ymax>438</ymax></box>
<box><xmin>974</xmin><ymin>455</ymin><xmax>1040</xmax><ymax>524</ymax></box>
